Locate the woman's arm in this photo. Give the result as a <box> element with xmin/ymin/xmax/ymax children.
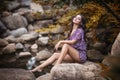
<box><xmin>55</xmin><ymin>40</ymin><xmax>77</xmax><ymax>50</ymax></box>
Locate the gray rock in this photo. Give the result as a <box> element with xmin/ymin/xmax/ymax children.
<box><xmin>6</xmin><ymin>1</ymin><xmax>20</xmax><ymax>11</ymax></box>
<box><xmin>16</xmin><ymin>43</ymin><xmax>24</xmax><ymax>50</ymax></box>
<box><xmin>0</xmin><ymin>69</ymin><xmax>35</xmax><ymax>80</ymax></box>
<box><xmin>2</xmin><ymin>14</ymin><xmax>28</xmax><ymax>30</ymax></box>
<box><xmin>37</xmin><ymin>37</ymin><xmax>49</xmax><ymax>45</ymax></box>
<box><xmin>19</xmin><ymin>0</ymin><xmax>32</xmax><ymax>7</ymax></box>
<box><xmin>10</xmin><ymin>27</ymin><xmax>28</xmax><ymax>37</ymax></box>
<box><xmin>18</xmin><ymin>32</ymin><xmax>38</xmax><ymax>42</ymax></box>
<box><xmin>50</xmin><ymin>62</ymin><xmax>103</xmax><ymax>80</ymax></box>
<box><xmin>36</xmin><ymin>49</ymin><xmax>52</xmax><ymax>61</ymax></box>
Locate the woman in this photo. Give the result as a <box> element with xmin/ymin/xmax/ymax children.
<box><xmin>31</xmin><ymin>14</ymin><xmax>87</xmax><ymax>72</ymax></box>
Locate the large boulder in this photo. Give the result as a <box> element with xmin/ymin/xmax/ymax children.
<box><xmin>50</xmin><ymin>61</ymin><xmax>104</xmax><ymax>80</ymax></box>
<box><xmin>0</xmin><ymin>69</ymin><xmax>35</xmax><ymax>80</ymax></box>
<box><xmin>2</xmin><ymin>14</ymin><xmax>28</xmax><ymax>30</ymax></box>
<box><xmin>111</xmin><ymin>32</ymin><xmax>120</xmax><ymax>56</ymax></box>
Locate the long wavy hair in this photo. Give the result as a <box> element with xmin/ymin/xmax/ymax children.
<box><xmin>68</xmin><ymin>14</ymin><xmax>86</xmax><ymax>39</ymax></box>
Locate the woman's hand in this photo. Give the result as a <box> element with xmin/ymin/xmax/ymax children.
<box><xmin>55</xmin><ymin>41</ymin><xmax>62</xmax><ymax>51</ymax></box>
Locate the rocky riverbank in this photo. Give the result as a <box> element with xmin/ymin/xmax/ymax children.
<box><xmin>0</xmin><ymin>0</ymin><xmax>120</xmax><ymax>80</ymax></box>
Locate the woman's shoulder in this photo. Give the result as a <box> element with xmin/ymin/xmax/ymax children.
<box><xmin>77</xmin><ymin>28</ymin><xmax>84</xmax><ymax>33</ymax></box>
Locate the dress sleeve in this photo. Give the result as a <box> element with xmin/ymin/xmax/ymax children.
<box><xmin>72</xmin><ymin>29</ymin><xmax>83</xmax><ymax>40</ymax></box>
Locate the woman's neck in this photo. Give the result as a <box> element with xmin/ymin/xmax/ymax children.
<box><xmin>73</xmin><ymin>24</ymin><xmax>79</xmax><ymax>30</ymax></box>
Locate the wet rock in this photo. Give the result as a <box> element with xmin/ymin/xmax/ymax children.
<box><xmin>9</xmin><ymin>27</ymin><xmax>28</xmax><ymax>37</ymax></box>
<box><xmin>2</xmin><ymin>43</ymin><xmax>16</xmax><ymax>54</ymax></box>
<box><xmin>0</xmin><ymin>69</ymin><xmax>35</xmax><ymax>80</ymax></box>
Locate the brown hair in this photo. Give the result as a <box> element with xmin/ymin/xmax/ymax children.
<box><xmin>68</xmin><ymin>14</ymin><xmax>86</xmax><ymax>38</ymax></box>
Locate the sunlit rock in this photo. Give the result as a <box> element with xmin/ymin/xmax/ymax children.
<box><xmin>37</xmin><ymin>37</ymin><xmax>49</xmax><ymax>45</ymax></box>
<box><xmin>51</xmin><ymin>62</ymin><xmax>103</xmax><ymax>80</ymax></box>
<box><xmin>31</xmin><ymin>43</ymin><xmax>38</xmax><ymax>53</ymax></box>
<box><xmin>30</xmin><ymin>3</ymin><xmax>44</xmax><ymax>14</ymax></box>
<box><xmin>35</xmin><ymin>49</ymin><xmax>52</xmax><ymax>61</ymax></box>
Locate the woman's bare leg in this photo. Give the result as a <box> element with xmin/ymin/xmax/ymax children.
<box><xmin>55</xmin><ymin>44</ymin><xmax>80</xmax><ymax>65</ymax></box>
<box><xmin>31</xmin><ymin>52</ymin><xmax>74</xmax><ymax>72</ymax></box>
<box><xmin>31</xmin><ymin>53</ymin><xmax>59</xmax><ymax>72</ymax></box>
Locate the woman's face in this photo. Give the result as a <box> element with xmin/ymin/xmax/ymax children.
<box><xmin>72</xmin><ymin>15</ymin><xmax>81</xmax><ymax>25</ymax></box>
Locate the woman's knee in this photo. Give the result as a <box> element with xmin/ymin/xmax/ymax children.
<box><xmin>53</xmin><ymin>53</ymin><xmax>59</xmax><ymax>59</ymax></box>
<box><xmin>63</xmin><ymin>44</ymin><xmax>69</xmax><ymax>48</ymax></box>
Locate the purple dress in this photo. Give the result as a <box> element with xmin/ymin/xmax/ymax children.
<box><xmin>68</xmin><ymin>28</ymin><xmax>87</xmax><ymax>63</ymax></box>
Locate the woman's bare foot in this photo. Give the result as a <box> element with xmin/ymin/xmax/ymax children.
<box><xmin>30</xmin><ymin>67</ymin><xmax>43</xmax><ymax>73</ymax></box>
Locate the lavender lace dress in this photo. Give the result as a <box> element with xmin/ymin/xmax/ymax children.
<box><xmin>68</xmin><ymin>28</ymin><xmax>87</xmax><ymax>63</ymax></box>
